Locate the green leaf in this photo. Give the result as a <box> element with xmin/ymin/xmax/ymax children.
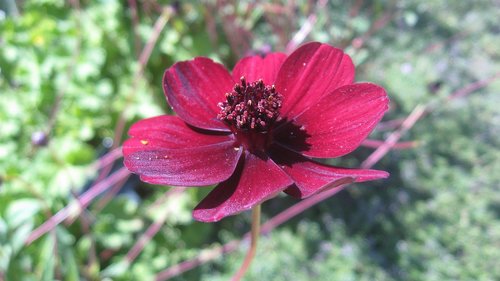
<box><xmin>5</xmin><ymin>199</ymin><xmax>41</xmax><ymax>229</ymax></box>
<box><xmin>38</xmin><ymin>235</ymin><xmax>55</xmax><ymax>281</ymax></box>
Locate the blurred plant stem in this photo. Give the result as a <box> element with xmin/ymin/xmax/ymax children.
<box><xmin>111</xmin><ymin>6</ymin><xmax>173</xmax><ymax>150</ymax></box>
<box><xmin>25</xmin><ymin>167</ymin><xmax>130</xmax><ymax>244</ymax></box>
<box><xmin>0</xmin><ymin>0</ymin><xmax>19</xmax><ymax>17</ymax></box>
<box><xmin>230</xmin><ymin>204</ymin><xmax>261</xmax><ymax>281</ymax></box>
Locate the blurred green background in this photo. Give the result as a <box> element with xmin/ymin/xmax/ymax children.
<box><xmin>1</xmin><ymin>0</ymin><xmax>499</xmax><ymax>280</ymax></box>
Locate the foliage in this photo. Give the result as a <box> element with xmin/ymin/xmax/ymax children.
<box><xmin>0</xmin><ymin>0</ymin><xmax>499</xmax><ymax>280</ymax></box>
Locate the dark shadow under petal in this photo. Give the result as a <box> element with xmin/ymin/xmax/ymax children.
<box><xmin>269</xmin><ymin>144</ymin><xmax>389</xmax><ymax>199</ymax></box>
<box><xmin>274</xmin><ymin>83</ymin><xmax>389</xmax><ymax>159</ymax></box>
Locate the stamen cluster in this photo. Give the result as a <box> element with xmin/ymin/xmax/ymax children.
<box><xmin>218</xmin><ymin>77</ymin><xmax>283</xmax><ymax>132</ymax></box>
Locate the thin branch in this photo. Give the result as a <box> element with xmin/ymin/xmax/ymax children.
<box><xmin>128</xmin><ymin>0</ymin><xmax>141</xmax><ymax>59</ymax></box>
<box><xmin>86</xmin><ymin>7</ymin><xmax>174</xmax><ymax>225</ymax></box>
<box><xmin>40</xmin><ymin>0</ymin><xmax>82</xmax><ymax>142</ymax></box>
<box><xmin>92</xmin><ymin>176</ymin><xmax>129</xmax><ymax>212</ymax></box>
<box><xmin>261</xmin><ymin>2</ymin><xmax>291</xmax><ymax>50</ymax></box>
<box><xmin>447</xmin><ymin>71</ymin><xmax>500</xmax><ymax>100</ymax></box>
<box><xmin>26</xmin><ymin>168</ymin><xmax>130</xmax><ymax>245</ymax></box>
<box><xmin>285</xmin><ymin>0</ymin><xmax>328</xmax><ymax>53</ymax></box>
<box><xmin>93</xmin><ymin>147</ymin><xmax>123</xmax><ymax>170</ymax></box>
<box><xmin>349</xmin><ymin>0</ymin><xmax>364</xmax><ymax>17</ymax></box>
<box><xmin>346</xmin><ymin>4</ymin><xmax>396</xmax><ymax>49</ymax></box>
<box><xmin>125</xmin><ymin>187</ymin><xmax>186</xmax><ymax>264</ymax></box>
<box><xmin>361</xmin><ymin>72</ymin><xmax>500</xmax><ymax>169</ymax></box>
<box><xmin>361</xmin><ymin>104</ymin><xmax>427</xmax><ymax>169</ymax></box>
<box><xmin>155</xmin><ymin>240</ymin><xmax>241</xmax><ymax>281</ymax></box>
<box><xmin>216</xmin><ymin>0</ymin><xmax>252</xmax><ymax>57</ymax></box>
<box><xmin>260</xmin><ymin>184</ymin><xmax>347</xmax><ymax>235</ymax></box>
<box><xmin>112</xmin><ymin>6</ymin><xmax>174</xmax><ymax>151</ymax></box>
<box><xmin>376</xmin><ymin>118</ymin><xmax>405</xmax><ymax>131</ymax></box>
<box><xmin>361</xmin><ymin>139</ymin><xmax>419</xmax><ymax>150</ymax></box>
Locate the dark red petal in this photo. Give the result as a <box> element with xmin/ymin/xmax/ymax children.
<box><xmin>275</xmin><ymin>42</ymin><xmax>355</xmax><ymax>119</ymax></box>
<box><xmin>127</xmin><ymin>115</ymin><xmax>231</xmax><ymax>149</ymax></box>
<box><xmin>275</xmin><ymin>83</ymin><xmax>389</xmax><ymax>158</ymax></box>
<box><xmin>193</xmin><ymin>152</ymin><xmax>293</xmax><ymax>222</ymax></box>
<box><xmin>232</xmin><ymin>52</ymin><xmax>287</xmax><ymax>84</ymax></box>
<box><xmin>269</xmin><ymin>144</ymin><xmax>389</xmax><ymax>199</ymax></box>
<box><xmin>163</xmin><ymin>57</ymin><xmax>234</xmax><ymax>131</ymax></box>
<box><xmin>123</xmin><ymin>115</ymin><xmax>241</xmax><ymax>186</ymax></box>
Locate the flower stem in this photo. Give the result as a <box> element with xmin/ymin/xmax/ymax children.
<box><xmin>230</xmin><ymin>204</ymin><xmax>261</xmax><ymax>281</ymax></box>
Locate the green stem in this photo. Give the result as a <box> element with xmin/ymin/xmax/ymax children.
<box><xmin>230</xmin><ymin>204</ymin><xmax>261</xmax><ymax>281</ymax></box>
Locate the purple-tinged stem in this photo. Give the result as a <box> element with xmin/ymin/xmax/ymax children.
<box><xmin>361</xmin><ymin>139</ymin><xmax>419</xmax><ymax>150</ymax></box>
<box><xmin>155</xmin><ymin>240</ymin><xmax>241</xmax><ymax>281</ymax></box>
<box><xmin>92</xmin><ymin>175</ymin><xmax>129</xmax><ymax>213</ymax></box>
<box><xmin>128</xmin><ymin>0</ymin><xmax>141</xmax><ymax>59</ymax></box>
<box><xmin>44</xmin><ymin>0</ymin><xmax>81</xmax><ymax>138</ymax></box>
<box><xmin>25</xmin><ymin>167</ymin><xmax>130</xmax><ymax>245</ymax></box>
<box><xmin>447</xmin><ymin>71</ymin><xmax>500</xmax><ymax>100</ymax></box>
<box><xmin>362</xmin><ymin>72</ymin><xmax>500</xmax><ymax>169</ymax></box>
<box><xmin>347</xmin><ymin>5</ymin><xmax>395</xmax><ymax>50</ymax></box>
<box><xmin>125</xmin><ymin>187</ymin><xmax>186</xmax><ymax>264</ymax></box>
<box><xmin>85</xmin><ymin>7</ymin><xmax>173</xmax><ymax>227</ymax></box>
<box><xmin>361</xmin><ymin>105</ymin><xmax>426</xmax><ymax>169</ymax></box>
<box><xmin>285</xmin><ymin>0</ymin><xmax>327</xmax><ymax>53</ymax></box>
<box><xmin>376</xmin><ymin>118</ymin><xmax>405</xmax><ymax>131</ymax></box>
<box><xmin>260</xmin><ymin>185</ymin><xmax>346</xmax><ymax>235</ymax></box>
<box><xmin>93</xmin><ymin>147</ymin><xmax>123</xmax><ymax>170</ymax></box>
<box><xmin>111</xmin><ymin>6</ymin><xmax>173</xmax><ymax>153</ymax></box>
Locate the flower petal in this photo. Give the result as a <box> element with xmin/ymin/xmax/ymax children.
<box><xmin>269</xmin><ymin>144</ymin><xmax>389</xmax><ymax>198</ymax></box>
<box><xmin>123</xmin><ymin>115</ymin><xmax>241</xmax><ymax>186</ymax></box>
<box><xmin>163</xmin><ymin>57</ymin><xmax>234</xmax><ymax>131</ymax></box>
<box><xmin>193</xmin><ymin>152</ymin><xmax>293</xmax><ymax>222</ymax></box>
<box><xmin>127</xmin><ymin>115</ymin><xmax>231</xmax><ymax>149</ymax></box>
<box><xmin>275</xmin><ymin>42</ymin><xmax>355</xmax><ymax>119</ymax></box>
<box><xmin>232</xmin><ymin>52</ymin><xmax>287</xmax><ymax>84</ymax></box>
<box><xmin>275</xmin><ymin>83</ymin><xmax>389</xmax><ymax>158</ymax></box>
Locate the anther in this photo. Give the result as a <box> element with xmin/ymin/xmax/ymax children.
<box><xmin>217</xmin><ymin>76</ymin><xmax>283</xmax><ymax>132</ymax></box>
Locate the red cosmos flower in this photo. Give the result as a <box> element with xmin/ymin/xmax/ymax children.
<box><xmin>123</xmin><ymin>42</ymin><xmax>389</xmax><ymax>222</ymax></box>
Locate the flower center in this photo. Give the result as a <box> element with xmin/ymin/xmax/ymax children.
<box><xmin>218</xmin><ymin>77</ymin><xmax>283</xmax><ymax>132</ymax></box>
<box><xmin>217</xmin><ymin>77</ymin><xmax>283</xmax><ymax>152</ymax></box>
